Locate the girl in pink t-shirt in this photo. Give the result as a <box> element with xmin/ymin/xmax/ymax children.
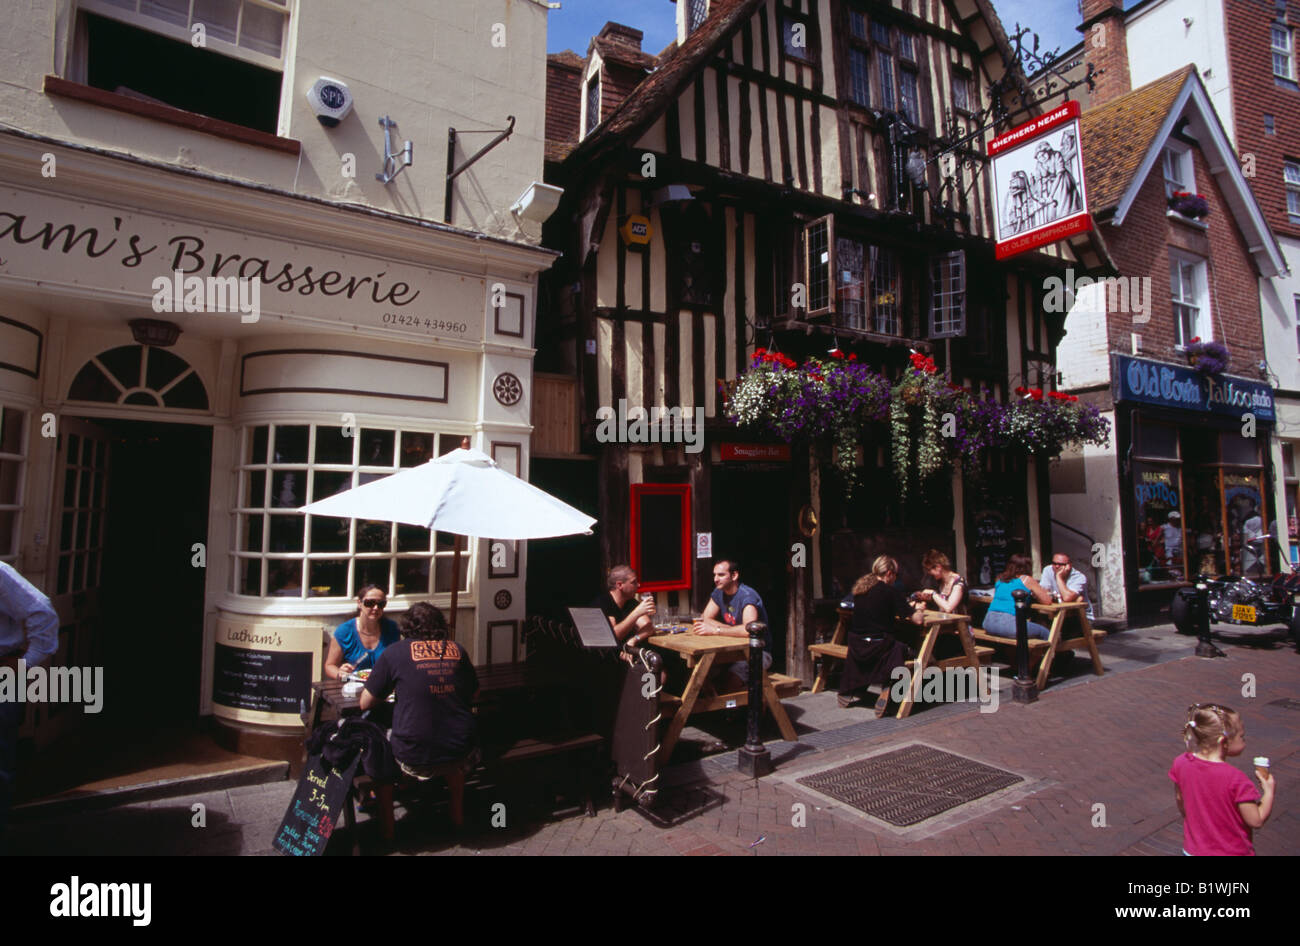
<box><xmin>1168</xmin><ymin>703</ymin><xmax>1276</xmax><ymax>855</ymax></box>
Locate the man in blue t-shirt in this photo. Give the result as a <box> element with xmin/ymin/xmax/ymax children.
<box><xmin>693</xmin><ymin>559</ymin><xmax>770</xmax><ymax>692</ymax></box>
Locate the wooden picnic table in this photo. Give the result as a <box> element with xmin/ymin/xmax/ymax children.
<box><xmin>647</xmin><ymin>630</ymin><xmax>800</xmax><ymax>761</ymax></box>
<box><xmin>968</xmin><ymin>595</ymin><xmax>1105</xmax><ymax>689</ymax></box>
<box><xmin>808</xmin><ymin>608</ymin><xmax>992</xmax><ymax>718</ymax></box>
<box><xmin>303</xmin><ymin>664</ymin><xmax>574</xmax><ymax>737</ymax></box>
<box><xmin>894</xmin><ymin>611</ymin><xmax>989</xmax><ymax>718</ymax></box>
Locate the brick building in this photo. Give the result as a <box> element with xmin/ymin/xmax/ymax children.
<box><xmin>1053</xmin><ymin>3</ymin><xmax>1286</xmax><ymax>622</ymax></box>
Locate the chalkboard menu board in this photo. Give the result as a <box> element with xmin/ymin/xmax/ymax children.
<box><xmin>272</xmin><ymin>752</ymin><xmax>360</xmax><ymax>856</ymax></box>
<box><xmin>213</xmin><ymin>644</ymin><xmax>312</xmax><ymax>715</ymax></box>
<box><xmin>972</xmin><ymin>511</ymin><xmax>1009</xmax><ymax>586</ymax></box>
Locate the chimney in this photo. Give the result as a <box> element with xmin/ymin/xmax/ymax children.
<box><xmin>1080</xmin><ymin>0</ymin><xmax>1131</xmax><ymax>107</ymax></box>
<box><xmin>597</xmin><ymin>22</ymin><xmax>644</xmax><ymax>53</ymax></box>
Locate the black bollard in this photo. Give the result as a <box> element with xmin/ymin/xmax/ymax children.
<box><xmin>737</xmin><ymin>621</ymin><xmax>773</xmax><ymax>777</ymax></box>
<box><xmin>1011</xmin><ymin>589</ymin><xmax>1038</xmax><ymax>704</ymax></box>
<box><xmin>1193</xmin><ymin>579</ymin><xmax>1226</xmax><ymax>658</ymax></box>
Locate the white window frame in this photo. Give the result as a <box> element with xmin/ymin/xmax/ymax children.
<box><xmin>78</xmin><ymin>0</ymin><xmax>291</xmax><ymax>72</ymax></box>
<box><xmin>1162</xmin><ymin>144</ymin><xmax>1194</xmax><ymax>198</ymax></box>
<box><xmin>1273</xmin><ymin>24</ymin><xmax>1294</xmax><ymax>80</ymax></box>
<box><xmin>583</xmin><ymin>73</ymin><xmax>601</xmax><ymax>137</ymax></box>
<box><xmin>1169</xmin><ymin>251</ymin><xmax>1210</xmax><ymax>348</ymax></box>
<box><xmin>231</xmin><ymin>422</ymin><xmax>469</xmax><ymax>602</ymax></box>
<box><xmin>1286</xmin><ymin>160</ymin><xmax>1300</xmax><ymax>220</ymax></box>
<box><xmin>1293</xmin><ymin>294</ymin><xmax>1300</xmax><ymax>357</ymax></box>
<box><xmin>0</xmin><ymin>405</ymin><xmax>28</xmax><ymax>565</ymax></box>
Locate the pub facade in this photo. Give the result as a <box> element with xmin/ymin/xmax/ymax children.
<box><xmin>535</xmin><ymin>0</ymin><xmax>1111</xmax><ymax>682</ymax></box>
<box><xmin>0</xmin><ymin>0</ymin><xmax>557</xmax><ymax>757</ymax></box>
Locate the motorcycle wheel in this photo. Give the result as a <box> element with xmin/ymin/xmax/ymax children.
<box><xmin>1171</xmin><ymin>588</ymin><xmax>1199</xmax><ymax>635</ymax></box>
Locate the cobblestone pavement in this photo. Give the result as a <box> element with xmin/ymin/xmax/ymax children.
<box><xmin>8</xmin><ymin>625</ymin><xmax>1298</xmax><ymax>856</ymax></box>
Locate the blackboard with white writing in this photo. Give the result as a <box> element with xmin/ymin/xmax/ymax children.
<box><xmin>272</xmin><ymin>751</ymin><xmax>360</xmax><ymax>856</ymax></box>
<box><xmin>212</xmin><ymin>644</ymin><xmax>312</xmax><ymax>714</ymax></box>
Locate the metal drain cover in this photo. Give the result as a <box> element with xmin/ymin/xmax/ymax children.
<box><xmin>1268</xmin><ymin>698</ymin><xmax>1300</xmax><ymax>711</ymax></box>
<box><xmin>797</xmin><ymin>744</ymin><xmax>1023</xmax><ymax>827</ymax></box>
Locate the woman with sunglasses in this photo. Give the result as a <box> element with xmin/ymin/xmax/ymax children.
<box><xmin>325</xmin><ymin>584</ymin><xmax>401</xmax><ymax>679</ymax></box>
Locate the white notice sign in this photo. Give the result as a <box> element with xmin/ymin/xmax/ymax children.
<box><xmin>696</xmin><ymin>532</ymin><xmax>712</xmax><ymax>559</ymax></box>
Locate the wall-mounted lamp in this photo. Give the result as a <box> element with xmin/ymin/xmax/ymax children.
<box><xmin>129</xmin><ymin>318</ymin><xmax>181</xmax><ymax>347</ymax></box>
<box><xmin>510</xmin><ymin>181</ymin><xmax>564</xmax><ymax>222</ymax></box>
<box><xmin>647</xmin><ymin>184</ymin><xmax>694</xmax><ymax>207</ymax></box>
<box><xmin>376</xmin><ymin>116</ymin><xmax>413</xmax><ymax>184</ymax></box>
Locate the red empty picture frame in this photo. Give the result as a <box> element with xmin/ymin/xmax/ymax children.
<box><xmin>629</xmin><ymin>483</ymin><xmax>691</xmax><ymax>592</ymax></box>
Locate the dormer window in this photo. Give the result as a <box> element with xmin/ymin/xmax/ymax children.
<box><xmin>687</xmin><ymin>0</ymin><xmax>708</xmax><ymax>34</ymax></box>
<box><xmin>584</xmin><ymin>74</ymin><xmax>600</xmax><ymax>136</ymax></box>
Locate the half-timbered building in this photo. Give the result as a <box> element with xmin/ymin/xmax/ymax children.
<box><xmin>533</xmin><ymin>0</ymin><xmax>1111</xmax><ymax>682</ymax></box>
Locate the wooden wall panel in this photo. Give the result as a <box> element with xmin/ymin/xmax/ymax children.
<box><xmin>626</xmin><ymin>320</ymin><xmax>644</xmax><ymax>413</ymax></box>
<box><xmin>596</xmin><ymin>208</ymin><xmax>618</xmax><ymax>308</ymax></box>
<box><xmin>596</xmin><ymin>316</ymin><xmax>613</xmax><ymax>411</ymax></box>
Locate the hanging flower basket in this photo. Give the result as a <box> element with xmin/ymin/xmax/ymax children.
<box><xmin>1168</xmin><ymin>191</ymin><xmax>1210</xmax><ymax>219</ymax></box>
<box><xmin>1183</xmin><ymin>337</ymin><xmax>1230</xmax><ymax>375</ymax></box>
<box><xmin>890</xmin><ymin>353</ymin><xmax>1002</xmax><ymax>499</ymax></box>
<box><xmin>1001</xmin><ymin>387</ymin><xmax>1110</xmax><ymax>455</ymax></box>
<box><xmin>723</xmin><ymin>348</ymin><xmax>890</xmax><ymax>496</ymax></box>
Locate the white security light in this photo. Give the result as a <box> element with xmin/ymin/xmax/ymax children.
<box><xmin>510</xmin><ymin>181</ymin><xmax>564</xmax><ymax>222</ymax></box>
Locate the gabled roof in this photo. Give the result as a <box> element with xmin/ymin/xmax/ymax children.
<box><xmin>568</xmin><ymin>0</ymin><xmax>760</xmax><ymax>163</ymax></box>
<box><xmin>1080</xmin><ymin>66</ymin><xmax>1286</xmax><ymax>277</ymax></box>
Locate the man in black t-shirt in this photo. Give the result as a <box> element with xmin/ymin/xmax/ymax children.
<box><xmin>591</xmin><ymin>564</ymin><xmax>656</xmax><ymax>646</ymax></box>
<box><xmin>361</xmin><ymin>603</ymin><xmax>478</xmax><ymax>825</ymax></box>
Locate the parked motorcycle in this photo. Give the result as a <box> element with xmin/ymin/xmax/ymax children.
<box><xmin>1171</xmin><ymin>569</ymin><xmax>1300</xmax><ymax>647</ymax></box>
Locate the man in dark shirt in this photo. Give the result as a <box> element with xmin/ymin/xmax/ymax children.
<box><xmin>694</xmin><ymin>559</ymin><xmax>770</xmax><ymax>692</ymax></box>
<box><xmin>591</xmin><ymin>564</ymin><xmax>656</xmax><ymax>645</ymax></box>
<box><xmin>361</xmin><ymin>602</ymin><xmax>478</xmax><ymax>825</ymax></box>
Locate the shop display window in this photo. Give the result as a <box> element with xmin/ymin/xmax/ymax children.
<box><xmin>233</xmin><ymin>423</ymin><xmax>470</xmax><ymax>600</ymax></box>
<box><xmin>1133</xmin><ymin>417</ymin><xmax>1273</xmax><ymax>587</ymax></box>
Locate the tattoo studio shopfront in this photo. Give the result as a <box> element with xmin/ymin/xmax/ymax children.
<box><xmin>1113</xmin><ymin>355</ymin><xmax>1277</xmax><ymax>618</ymax></box>
<box><xmin>0</xmin><ymin>140</ymin><xmax>554</xmax><ymax>757</ymax></box>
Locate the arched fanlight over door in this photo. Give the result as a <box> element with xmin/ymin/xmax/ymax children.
<box><xmin>68</xmin><ymin>345</ymin><xmax>209</xmax><ymax>410</ymax></box>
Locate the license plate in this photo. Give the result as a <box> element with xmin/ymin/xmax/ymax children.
<box><xmin>1232</xmin><ymin>604</ymin><xmax>1256</xmax><ymax>623</ymax></box>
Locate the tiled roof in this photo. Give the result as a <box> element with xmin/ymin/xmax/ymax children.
<box><xmin>1080</xmin><ymin>65</ymin><xmax>1195</xmax><ymax>212</ymax></box>
<box><xmin>548</xmin><ymin>50</ymin><xmax>584</xmax><ymax>71</ymax></box>
<box><xmin>592</xmin><ymin>37</ymin><xmax>657</xmax><ymax>70</ymax></box>
<box><xmin>567</xmin><ymin>0</ymin><xmax>761</xmax><ymax>163</ymax></box>
<box><xmin>545</xmin><ymin>138</ymin><xmax>576</xmax><ymax>164</ymax></box>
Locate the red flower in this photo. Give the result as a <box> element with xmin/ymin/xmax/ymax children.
<box><xmin>1014</xmin><ymin>386</ymin><xmax>1028</xmax><ymax>396</ymax></box>
<box><xmin>829</xmin><ymin>349</ymin><xmax>845</xmax><ymax>360</ymax></box>
<box><xmin>1190</xmin><ymin>336</ymin><xmax>1201</xmax><ymax>344</ymax></box>
<box><xmin>755</xmin><ymin>347</ymin><xmax>767</xmax><ymax>356</ymax></box>
<box><xmin>848</xmin><ymin>353</ymin><xmax>858</xmax><ymax>362</ymax></box>
<box><xmin>810</xmin><ymin>373</ymin><xmax>825</xmax><ymax>382</ymax></box>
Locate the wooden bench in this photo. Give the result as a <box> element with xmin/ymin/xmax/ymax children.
<box><xmin>659</xmin><ymin>672</ymin><xmax>802</xmax><ymax>714</ymax></box>
<box><xmin>344</xmin><ymin>730</ymin><xmax>605</xmax><ymax>850</ymax></box>
<box><xmin>808</xmin><ymin>608</ymin><xmax>852</xmax><ymax>694</ymax></box>
<box><xmin>970</xmin><ymin>603</ymin><xmax>1107</xmax><ymax>690</ymax></box>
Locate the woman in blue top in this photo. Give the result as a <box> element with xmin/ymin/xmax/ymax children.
<box><xmin>983</xmin><ymin>554</ymin><xmax>1054</xmax><ymax>639</ymax></box>
<box><xmin>325</xmin><ymin>584</ymin><xmax>401</xmax><ymax>679</ymax></box>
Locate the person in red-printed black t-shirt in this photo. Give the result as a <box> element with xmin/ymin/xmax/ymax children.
<box><xmin>1168</xmin><ymin>703</ymin><xmax>1276</xmax><ymax>855</ymax></box>
<box><xmin>362</xmin><ymin>602</ymin><xmax>478</xmax><ymax>826</ymax></box>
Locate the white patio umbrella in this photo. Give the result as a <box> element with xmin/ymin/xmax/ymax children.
<box><xmin>299</xmin><ymin>442</ymin><xmax>596</xmax><ymax>633</ymax></box>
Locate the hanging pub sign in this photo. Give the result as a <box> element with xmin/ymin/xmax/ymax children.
<box><xmin>619</xmin><ymin>214</ymin><xmax>653</xmax><ymax>247</ymax></box>
<box><xmin>989</xmin><ymin>101</ymin><xmax>1092</xmax><ymax>259</ymax></box>
<box><xmin>1114</xmin><ymin>354</ymin><xmax>1275</xmax><ymax>421</ymax></box>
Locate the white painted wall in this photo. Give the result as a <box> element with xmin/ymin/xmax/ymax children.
<box><xmin>5</xmin><ymin>0</ymin><xmax>548</xmax><ymax>241</ymax></box>
<box><xmin>1127</xmin><ymin>0</ymin><xmax>1235</xmax><ymax>144</ymax></box>
<box><xmin>1261</xmin><ymin>237</ymin><xmax>1300</xmax><ymax>392</ymax></box>
<box><xmin>1057</xmin><ymin>282</ymin><xmax>1113</xmax><ymax>390</ymax></box>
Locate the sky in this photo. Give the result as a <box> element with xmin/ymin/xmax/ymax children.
<box><xmin>546</xmin><ymin>0</ymin><xmax>1090</xmax><ymax>61</ymax></box>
